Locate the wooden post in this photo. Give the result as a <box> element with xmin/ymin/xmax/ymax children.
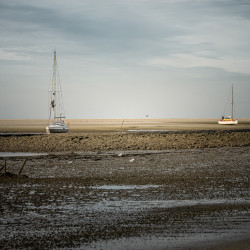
<box><xmin>19</xmin><ymin>159</ymin><xmax>27</xmax><ymax>175</ymax></box>
<box><xmin>0</xmin><ymin>158</ymin><xmax>6</xmax><ymax>172</ymax></box>
<box><xmin>121</xmin><ymin>119</ymin><xmax>125</xmax><ymax>129</ymax></box>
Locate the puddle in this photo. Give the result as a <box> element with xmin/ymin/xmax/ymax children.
<box><xmin>78</xmin><ymin>198</ymin><xmax>250</xmax><ymax>213</ymax></box>
<box><xmin>0</xmin><ymin>133</ymin><xmax>45</xmax><ymax>137</ymax></box>
<box><xmin>0</xmin><ymin>152</ymin><xmax>48</xmax><ymax>157</ymax></box>
<box><xmin>93</xmin><ymin>185</ymin><xmax>161</xmax><ymax>190</ymax></box>
<box><xmin>127</xmin><ymin>130</ymin><xmax>174</xmax><ymax>132</ymax></box>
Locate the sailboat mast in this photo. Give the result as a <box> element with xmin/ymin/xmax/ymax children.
<box><xmin>52</xmin><ymin>50</ymin><xmax>57</xmax><ymax>120</ymax></box>
<box><xmin>232</xmin><ymin>84</ymin><xmax>234</xmax><ymax>119</ymax></box>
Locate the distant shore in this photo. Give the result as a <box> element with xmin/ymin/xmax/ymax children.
<box><xmin>1</xmin><ymin>118</ymin><xmax>250</xmax><ymax>133</ymax></box>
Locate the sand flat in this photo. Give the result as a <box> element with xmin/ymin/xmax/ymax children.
<box><xmin>1</xmin><ymin>118</ymin><xmax>250</xmax><ymax>133</ymax></box>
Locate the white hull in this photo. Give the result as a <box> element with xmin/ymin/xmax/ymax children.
<box><xmin>218</xmin><ymin>85</ymin><xmax>238</xmax><ymax>126</ymax></box>
<box><xmin>218</xmin><ymin>120</ymin><xmax>238</xmax><ymax>125</ymax></box>
<box><xmin>46</xmin><ymin>123</ymin><xmax>69</xmax><ymax>134</ymax></box>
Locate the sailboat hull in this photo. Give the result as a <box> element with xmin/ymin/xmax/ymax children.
<box><xmin>218</xmin><ymin>120</ymin><xmax>238</xmax><ymax>125</ymax></box>
<box><xmin>46</xmin><ymin>126</ymin><xmax>69</xmax><ymax>133</ymax></box>
<box><xmin>218</xmin><ymin>85</ymin><xmax>238</xmax><ymax>125</ymax></box>
<box><xmin>46</xmin><ymin>122</ymin><xmax>69</xmax><ymax>134</ymax></box>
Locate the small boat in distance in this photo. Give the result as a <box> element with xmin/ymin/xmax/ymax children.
<box><xmin>46</xmin><ymin>51</ymin><xmax>69</xmax><ymax>133</ymax></box>
<box><xmin>218</xmin><ymin>84</ymin><xmax>238</xmax><ymax>125</ymax></box>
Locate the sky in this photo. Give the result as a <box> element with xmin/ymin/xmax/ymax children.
<box><xmin>0</xmin><ymin>0</ymin><xmax>250</xmax><ymax>119</ymax></box>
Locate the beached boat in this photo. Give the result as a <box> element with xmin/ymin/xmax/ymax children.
<box><xmin>46</xmin><ymin>51</ymin><xmax>69</xmax><ymax>133</ymax></box>
<box><xmin>218</xmin><ymin>85</ymin><xmax>238</xmax><ymax>125</ymax></box>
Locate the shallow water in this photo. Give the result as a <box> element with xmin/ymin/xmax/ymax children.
<box><xmin>0</xmin><ymin>132</ymin><xmax>45</xmax><ymax>136</ymax></box>
<box><xmin>94</xmin><ymin>184</ymin><xmax>161</xmax><ymax>190</ymax></box>
<box><xmin>127</xmin><ymin>129</ymin><xmax>174</xmax><ymax>132</ymax></box>
<box><xmin>0</xmin><ymin>152</ymin><xmax>47</xmax><ymax>157</ymax></box>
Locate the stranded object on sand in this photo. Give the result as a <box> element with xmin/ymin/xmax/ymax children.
<box><xmin>218</xmin><ymin>84</ymin><xmax>238</xmax><ymax>125</ymax></box>
<box><xmin>0</xmin><ymin>158</ymin><xmax>28</xmax><ymax>178</ymax></box>
<box><xmin>218</xmin><ymin>115</ymin><xmax>238</xmax><ymax>125</ymax></box>
<box><xmin>46</xmin><ymin>50</ymin><xmax>69</xmax><ymax>134</ymax></box>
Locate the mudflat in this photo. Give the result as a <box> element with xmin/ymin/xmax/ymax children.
<box><xmin>1</xmin><ymin>119</ymin><xmax>250</xmax><ymax>249</ymax></box>
<box><xmin>0</xmin><ymin>129</ymin><xmax>250</xmax><ymax>152</ymax></box>
<box><xmin>1</xmin><ymin>148</ymin><xmax>250</xmax><ymax>249</ymax></box>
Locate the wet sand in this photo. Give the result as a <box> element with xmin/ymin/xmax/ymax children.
<box><xmin>0</xmin><ymin>119</ymin><xmax>250</xmax><ymax>249</ymax></box>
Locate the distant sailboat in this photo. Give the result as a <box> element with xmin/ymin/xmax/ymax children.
<box><xmin>46</xmin><ymin>51</ymin><xmax>69</xmax><ymax>133</ymax></box>
<box><xmin>218</xmin><ymin>84</ymin><xmax>238</xmax><ymax>125</ymax></box>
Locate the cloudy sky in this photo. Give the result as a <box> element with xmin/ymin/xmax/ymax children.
<box><xmin>0</xmin><ymin>0</ymin><xmax>250</xmax><ymax>119</ymax></box>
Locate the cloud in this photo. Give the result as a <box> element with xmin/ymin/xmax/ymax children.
<box><xmin>148</xmin><ymin>54</ymin><xmax>250</xmax><ymax>75</ymax></box>
<box><xmin>0</xmin><ymin>48</ymin><xmax>31</xmax><ymax>61</ymax></box>
<box><xmin>0</xmin><ymin>0</ymin><xmax>250</xmax><ymax>119</ymax></box>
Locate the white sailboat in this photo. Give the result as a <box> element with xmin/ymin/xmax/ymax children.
<box><xmin>46</xmin><ymin>51</ymin><xmax>69</xmax><ymax>133</ymax></box>
<box><xmin>218</xmin><ymin>84</ymin><xmax>238</xmax><ymax>125</ymax></box>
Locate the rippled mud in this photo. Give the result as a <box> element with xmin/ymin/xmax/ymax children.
<box><xmin>0</xmin><ymin>147</ymin><xmax>249</xmax><ymax>249</ymax></box>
